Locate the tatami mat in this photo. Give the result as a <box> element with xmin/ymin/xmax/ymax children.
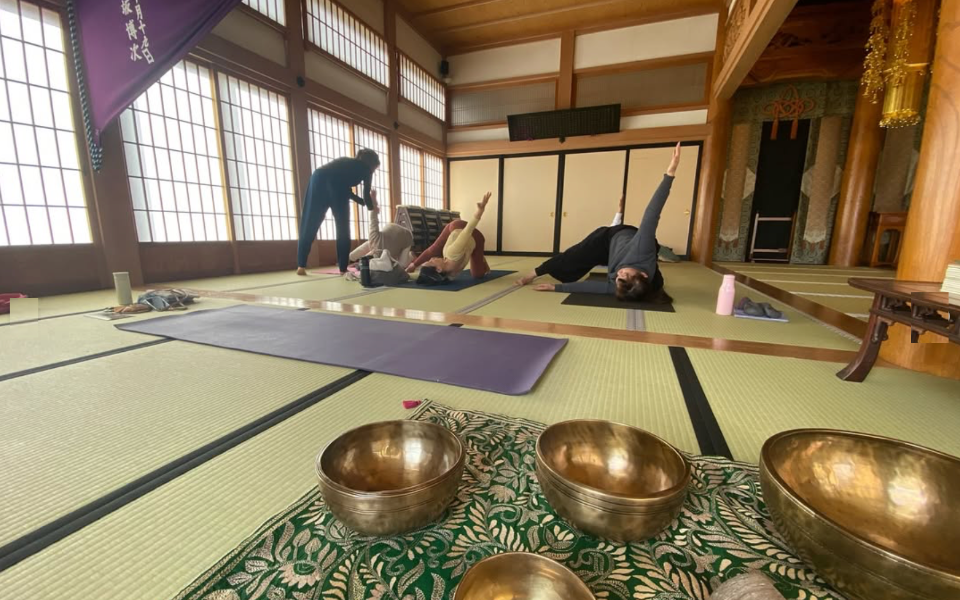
<box><xmin>0</xmin><ymin>333</ymin><xmax>696</xmax><ymax>600</ymax></box>
<box><xmin>688</xmin><ymin>349</ymin><xmax>960</xmax><ymax>463</ymax></box>
<box><xmin>0</xmin><ymin>342</ymin><xmax>349</xmax><ymax>547</ymax></box>
<box><xmin>718</xmin><ymin>262</ymin><xmax>893</xmax><ymax>322</ymax></box>
<box><xmin>643</xmin><ymin>263</ymin><xmax>858</xmax><ymax>349</ymax></box>
<box><xmin>0</xmin><ymin>298</ymin><xmax>241</xmax><ymax>377</ymax></box>
<box><xmin>471</xmin><ymin>284</ymin><xmax>627</xmax><ymax>329</ymax></box>
<box><xmin>349</xmin><ymin>274</ymin><xmax>519</xmax><ymax>313</ymax></box>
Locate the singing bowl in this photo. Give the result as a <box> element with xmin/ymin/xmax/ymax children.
<box><xmin>453</xmin><ymin>553</ymin><xmax>594</xmax><ymax>600</ymax></box>
<box><xmin>535</xmin><ymin>420</ymin><xmax>689</xmax><ymax>541</ymax></box>
<box><xmin>316</xmin><ymin>420</ymin><xmax>465</xmax><ymax>536</ymax></box>
<box><xmin>760</xmin><ymin>429</ymin><xmax>960</xmax><ymax>600</ymax></box>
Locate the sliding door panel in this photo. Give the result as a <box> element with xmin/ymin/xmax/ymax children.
<box><xmin>502</xmin><ymin>155</ymin><xmax>559</xmax><ymax>252</ymax></box>
<box><xmin>624</xmin><ymin>146</ymin><xmax>700</xmax><ymax>256</ymax></box>
<box><xmin>559</xmin><ymin>150</ymin><xmax>627</xmax><ymax>250</ymax></box>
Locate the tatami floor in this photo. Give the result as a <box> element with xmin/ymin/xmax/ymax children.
<box><xmin>2</xmin><ymin>256</ymin><xmax>958</xmax><ymax>599</ymax></box>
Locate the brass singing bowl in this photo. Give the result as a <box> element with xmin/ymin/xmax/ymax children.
<box><xmin>535</xmin><ymin>420</ymin><xmax>689</xmax><ymax>541</ymax></box>
<box><xmin>760</xmin><ymin>429</ymin><xmax>960</xmax><ymax>600</ymax></box>
<box><xmin>453</xmin><ymin>553</ymin><xmax>594</xmax><ymax>600</ymax></box>
<box><xmin>316</xmin><ymin>420</ymin><xmax>465</xmax><ymax>536</ymax></box>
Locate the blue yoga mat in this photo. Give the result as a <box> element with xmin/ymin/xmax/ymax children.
<box><xmin>392</xmin><ymin>270</ymin><xmax>513</xmax><ymax>291</ymax></box>
<box><xmin>117</xmin><ymin>305</ymin><xmax>566</xmax><ymax>395</ymax></box>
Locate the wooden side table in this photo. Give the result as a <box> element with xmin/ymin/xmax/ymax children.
<box><xmin>838</xmin><ymin>278</ymin><xmax>959</xmax><ymax>382</ymax></box>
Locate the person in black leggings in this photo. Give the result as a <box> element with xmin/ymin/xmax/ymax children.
<box><xmin>296</xmin><ymin>149</ymin><xmax>379</xmax><ymax>275</ymax></box>
<box><xmin>516</xmin><ymin>143</ymin><xmax>680</xmax><ymax>303</ymax></box>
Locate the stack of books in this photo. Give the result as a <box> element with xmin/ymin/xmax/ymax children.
<box><xmin>942</xmin><ymin>260</ymin><xmax>960</xmax><ymax>305</ymax></box>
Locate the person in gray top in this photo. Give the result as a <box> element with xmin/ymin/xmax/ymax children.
<box><xmin>515</xmin><ymin>143</ymin><xmax>681</xmax><ymax>303</ymax></box>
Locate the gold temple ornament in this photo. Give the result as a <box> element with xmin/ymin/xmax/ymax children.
<box><xmin>860</xmin><ymin>0</ymin><xmax>932</xmax><ymax>128</ymax></box>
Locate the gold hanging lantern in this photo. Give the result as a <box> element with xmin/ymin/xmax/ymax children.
<box><xmin>859</xmin><ymin>0</ymin><xmax>934</xmax><ymax>128</ymax></box>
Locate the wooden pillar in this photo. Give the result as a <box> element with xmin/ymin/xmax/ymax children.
<box><xmin>690</xmin><ymin>9</ymin><xmax>729</xmax><ymax>265</ymax></box>
<box><xmin>385</xmin><ymin>0</ymin><xmax>403</xmax><ymax>217</ymax></box>
<box><xmin>690</xmin><ymin>100</ymin><xmax>731</xmax><ymax>264</ymax></box>
<box><xmin>879</xmin><ymin>0</ymin><xmax>960</xmax><ymax>380</ymax></box>
<box><xmin>828</xmin><ymin>87</ymin><xmax>884</xmax><ymax>266</ymax></box>
<box><xmin>556</xmin><ymin>31</ymin><xmax>575</xmax><ymax>110</ymax></box>
<box><xmin>285</xmin><ymin>0</ymin><xmax>320</xmax><ymax>267</ymax></box>
<box><xmin>89</xmin><ymin>122</ymin><xmax>144</xmax><ymax>287</ymax></box>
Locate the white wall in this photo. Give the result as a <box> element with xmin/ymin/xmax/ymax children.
<box><xmin>397</xmin><ymin>17</ymin><xmax>441</xmax><ymax>77</ymax></box>
<box><xmin>399</xmin><ymin>103</ymin><xmax>443</xmax><ymax>141</ymax></box>
<box><xmin>341</xmin><ymin>0</ymin><xmax>384</xmax><ymax>34</ymax></box>
<box><xmin>305</xmin><ymin>52</ymin><xmax>388</xmax><ymax>114</ymax></box>
<box><xmin>447</xmin><ymin>39</ymin><xmax>562</xmax><ymax>85</ymax></box>
<box><xmin>212</xmin><ymin>8</ymin><xmax>286</xmax><ymax>66</ymax></box>
<box><xmin>448</xmin><ymin>127</ymin><xmax>510</xmax><ymax>144</ymax></box>
<box><xmin>574</xmin><ymin>14</ymin><xmax>719</xmax><ymax>69</ymax></box>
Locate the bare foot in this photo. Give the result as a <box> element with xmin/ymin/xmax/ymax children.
<box><xmin>515</xmin><ymin>271</ymin><xmax>537</xmax><ymax>286</ymax></box>
<box><xmin>296</xmin><ymin>267</ymin><xmax>307</xmax><ymax>276</ymax></box>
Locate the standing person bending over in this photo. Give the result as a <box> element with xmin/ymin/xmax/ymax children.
<box><xmin>296</xmin><ymin>149</ymin><xmax>380</xmax><ymax>276</ymax></box>
<box><xmin>348</xmin><ymin>190</ymin><xmax>416</xmax><ymax>269</ymax></box>
<box><xmin>407</xmin><ymin>192</ymin><xmax>492</xmax><ymax>280</ymax></box>
<box><xmin>516</xmin><ymin>143</ymin><xmax>681</xmax><ymax>303</ymax></box>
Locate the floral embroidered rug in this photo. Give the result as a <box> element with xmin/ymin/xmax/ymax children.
<box><xmin>176</xmin><ymin>403</ymin><xmax>844</xmax><ymax>600</ymax></box>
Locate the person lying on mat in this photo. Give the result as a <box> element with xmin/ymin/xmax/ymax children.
<box><xmin>406</xmin><ymin>192</ymin><xmax>493</xmax><ymax>281</ymax></box>
<box><xmin>348</xmin><ymin>190</ymin><xmax>417</xmax><ymax>269</ymax></box>
<box><xmin>296</xmin><ymin>149</ymin><xmax>380</xmax><ymax>276</ymax></box>
<box><xmin>515</xmin><ymin>142</ymin><xmax>681</xmax><ymax>304</ymax></box>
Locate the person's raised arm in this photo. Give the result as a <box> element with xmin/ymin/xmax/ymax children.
<box><xmin>633</xmin><ymin>142</ymin><xmax>680</xmax><ymax>252</ymax></box>
<box><xmin>445</xmin><ymin>192</ymin><xmax>491</xmax><ymax>259</ymax></box>
<box><xmin>350</xmin><ymin>190</ymin><xmax>381</xmax><ymax>262</ymax></box>
<box><xmin>610</xmin><ymin>193</ymin><xmax>625</xmax><ymax>226</ymax></box>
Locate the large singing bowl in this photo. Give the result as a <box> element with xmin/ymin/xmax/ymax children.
<box><xmin>453</xmin><ymin>553</ymin><xmax>594</xmax><ymax>600</ymax></box>
<box><xmin>316</xmin><ymin>420</ymin><xmax>465</xmax><ymax>536</ymax></box>
<box><xmin>760</xmin><ymin>429</ymin><xmax>960</xmax><ymax>600</ymax></box>
<box><xmin>536</xmin><ymin>420</ymin><xmax>689</xmax><ymax>541</ymax></box>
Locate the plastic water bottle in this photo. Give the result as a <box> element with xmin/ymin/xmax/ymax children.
<box><xmin>359</xmin><ymin>256</ymin><xmax>372</xmax><ymax>287</ymax></box>
<box><xmin>716</xmin><ymin>274</ymin><xmax>736</xmax><ymax>316</ymax></box>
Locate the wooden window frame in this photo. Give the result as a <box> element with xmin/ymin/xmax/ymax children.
<box><xmin>398</xmin><ymin>50</ymin><xmax>445</xmax><ymax>122</ymax></box>
<box><xmin>239</xmin><ymin>0</ymin><xmax>288</xmax><ymax>32</ymax></box>
<box><xmin>0</xmin><ymin>0</ymin><xmax>94</xmax><ymax>247</ymax></box>
<box><xmin>399</xmin><ymin>141</ymin><xmax>444</xmax><ymax>210</ymax></box>
<box><xmin>302</xmin><ymin>0</ymin><xmax>390</xmax><ymax>90</ymax></box>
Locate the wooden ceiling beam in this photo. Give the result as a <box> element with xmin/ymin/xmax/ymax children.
<box><xmin>423</xmin><ymin>0</ymin><xmax>664</xmax><ymax>34</ymax></box>
<box><xmin>408</xmin><ymin>0</ymin><xmax>506</xmax><ymax>18</ymax></box>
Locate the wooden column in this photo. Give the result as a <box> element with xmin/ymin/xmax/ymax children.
<box><xmin>285</xmin><ymin>0</ymin><xmax>321</xmax><ymax>268</ymax></box>
<box><xmin>690</xmin><ymin>9</ymin><xmax>729</xmax><ymax>265</ymax></box>
<box><xmin>827</xmin><ymin>87</ymin><xmax>884</xmax><ymax>266</ymax></box>
<box><xmin>691</xmin><ymin>100</ymin><xmax>731</xmax><ymax>264</ymax></box>
<box><xmin>384</xmin><ymin>0</ymin><xmax>404</xmax><ymax>217</ymax></box>
<box><xmin>879</xmin><ymin>0</ymin><xmax>960</xmax><ymax>380</ymax></box>
<box><xmin>89</xmin><ymin>122</ymin><xmax>144</xmax><ymax>286</ymax></box>
<box><xmin>556</xmin><ymin>31</ymin><xmax>575</xmax><ymax>110</ymax></box>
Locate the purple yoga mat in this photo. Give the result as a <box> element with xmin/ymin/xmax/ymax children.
<box><xmin>116</xmin><ymin>305</ymin><xmax>566</xmax><ymax>395</ymax></box>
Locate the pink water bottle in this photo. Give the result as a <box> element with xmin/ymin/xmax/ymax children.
<box><xmin>716</xmin><ymin>274</ymin><xmax>736</xmax><ymax>316</ymax></box>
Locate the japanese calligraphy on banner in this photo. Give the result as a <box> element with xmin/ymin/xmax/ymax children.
<box><xmin>68</xmin><ymin>0</ymin><xmax>242</xmax><ymax>168</ymax></box>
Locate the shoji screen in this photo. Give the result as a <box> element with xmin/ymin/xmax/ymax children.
<box><xmin>449</xmin><ymin>158</ymin><xmax>500</xmax><ymax>246</ymax></box>
<box><xmin>624</xmin><ymin>145</ymin><xmax>700</xmax><ymax>256</ymax></box>
<box><xmin>559</xmin><ymin>150</ymin><xmax>626</xmax><ymax>250</ymax></box>
<box><xmin>501</xmin><ymin>155</ymin><xmax>559</xmax><ymax>252</ymax></box>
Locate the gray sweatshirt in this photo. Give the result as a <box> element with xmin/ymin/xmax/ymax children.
<box><xmin>556</xmin><ymin>174</ymin><xmax>674</xmax><ymax>294</ymax></box>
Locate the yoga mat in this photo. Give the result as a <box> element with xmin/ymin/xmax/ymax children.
<box><xmin>561</xmin><ymin>292</ymin><xmax>675</xmax><ymax>312</ymax></box>
<box><xmin>174</xmin><ymin>403</ymin><xmax>846</xmax><ymax>600</ymax></box>
<box><xmin>392</xmin><ymin>269</ymin><xmax>513</xmax><ymax>291</ymax></box>
<box><xmin>117</xmin><ymin>305</ymin><xmax>566</xmax><ymax>395</ymax></box>
<box><xmin>559</xmin><ymin>272</ymin><xmax>675</xmax><ymax>312</ymax></box>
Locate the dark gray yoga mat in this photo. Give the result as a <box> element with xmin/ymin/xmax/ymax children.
<box><xmin>117</xmin><ymin>305</ymin><xmax>566</xmax><ymax>395</ymax></box>
<box><xmin>393</xmin><ymin>270</ymin><xmax>513</xmax><ymax>291</ymax></box>
<box><xmin>560</xmin><ymin>273</ymin><xmax>675</xmax><ymax>312</ymax></box>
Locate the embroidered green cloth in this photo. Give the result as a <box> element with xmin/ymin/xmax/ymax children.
<box><xmin>176</xmin><ymin>404</ymin><xmax>844</xmax><ymax>600</ymax></box>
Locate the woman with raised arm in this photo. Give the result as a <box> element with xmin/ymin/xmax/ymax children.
<box><xmin>407</xmin><ymin>192</ymin><xmax>492</xmax><ymax>281</ymax></box>
<box><xmin>515</xmin><ymin>142</ymin><xmax>681</xmax><ymax>303</ymax></box>
<box><xmin>296</xmin><ymin>149</ymin><xmax>380</xmax><ymax>276</ymax></box>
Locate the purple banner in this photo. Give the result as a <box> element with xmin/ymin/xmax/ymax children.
<box><xmin>71</xmin><ymin>0</ymin><xmax>241</xmax><ymax>142</ymax></box>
